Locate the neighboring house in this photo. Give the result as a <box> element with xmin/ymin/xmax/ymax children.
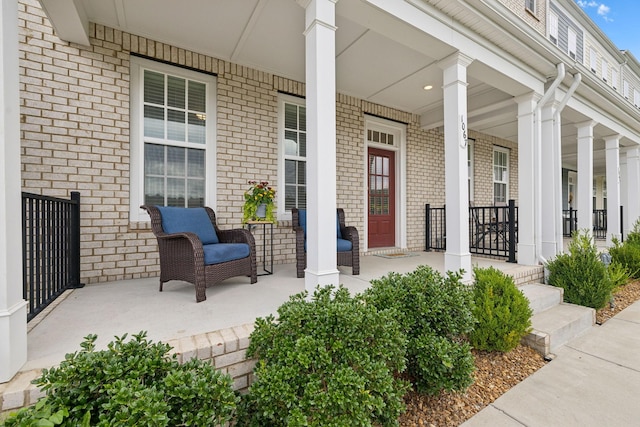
<box><xmin>2</xmin><ymin>0</ymin><xmax>640</xmax><ymax>382</ymax></box>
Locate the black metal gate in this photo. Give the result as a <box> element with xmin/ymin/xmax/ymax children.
<box><xmin>22</xmin><ymin>191</ymin><xmax>83</xmax><ymax>322</ymax></box>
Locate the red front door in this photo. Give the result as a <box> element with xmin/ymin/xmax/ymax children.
<box><xmin>368</xmin><ymin>148</ymin><xmax>395</xmax><ymax>248</ymax></box>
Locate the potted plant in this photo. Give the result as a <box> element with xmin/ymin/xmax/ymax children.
<box><xmin>243</xmin><ymin>180</ymin><xmax>276</xmax><ymax>223</ymax></box>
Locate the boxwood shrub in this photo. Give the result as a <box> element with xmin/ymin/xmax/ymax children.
<box><xmin>547</xmin><ymin>230</ymin><xmax>627</xmax><ymax>309</ymax></box>
<box><xmin>610</xmin><ymin>220</ymin><xmax>640</xmax><ymax>279</ymax></box>
<box><xmin>469</xmin><ymin>266</ymin><xmax>532</xmax><ymax>352</ymax></box>
<box><xmin>362</xmin><ymin>265</ymin><xmax>476</xmax><ymax>395</ymax></box>
<box><xmin>2</xmin><ymin>332</ymin><xmax>238</xmax><ymax>427</ymax></box>
<box><xmin>238</xmin><ymin>285</ymin><xmax>409</xmax><ymax>427</ymax></box>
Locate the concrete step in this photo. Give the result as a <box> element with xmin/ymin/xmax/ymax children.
<box><xmin>519</xmin><ymin>283</ymin><xmax>564</xmax><ymax>315</ymax></box>
<box><xmin>523</xmin><ymin>302</ymin><xmax>595</xmax><ymax>356</ymax></box>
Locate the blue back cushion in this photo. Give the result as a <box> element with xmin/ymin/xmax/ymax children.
<box><xmin>157</xmin><ymin>206</ymin><xmax>219</xmax><ymax>245</ymax></box>
<box><xmin>298</xmin><ymin>209</ymin><xmax>349</xmax><ymax>251</ymax></box>
<box><xmin>298</xmin><ymin>209</ymin><xmax>307</xmax><ymax>237</ymax></box>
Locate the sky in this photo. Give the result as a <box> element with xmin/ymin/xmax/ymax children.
<box><xmin>575</xmin><ymin>1</ymin><xmax>640</xmax><ymax>59</ymax></box>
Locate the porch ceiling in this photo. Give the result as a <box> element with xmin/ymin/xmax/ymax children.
<box><xmin>40</xmin><ymin>0</ymin><xmax>621</xmax><ymax>175</ymax></box>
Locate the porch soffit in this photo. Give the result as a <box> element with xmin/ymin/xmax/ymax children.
<box><xmin>36</xmin><ymin>0</ymin><xmax>640</xmax><ymax>166</ymax></box>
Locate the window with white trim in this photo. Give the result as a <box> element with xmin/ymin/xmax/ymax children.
<box><xmin>590</xmin><ymin>48</ymin><xmax>597</xmax><ymax>73</ymax></box>
<box><xmin>549</xmin><ymin>13</ymin><xmax>559</xmax><ymax>45</ymax></box>
<box><xmin>493</xmin><ymin>147</ymin><xmax>509</xmax><ymax>204</ymax></box>
<box><xmin>624</xmin><ymin>80</ymin><xmax>630</xmax><ymax>99</ymax></box>
<box><xmin>130</xmin><ymin>57</ymin><xmax>216</xmax><ymax>220</ymax></box>
<box><xmin>634</xmin><ymin>89</ymin><xmax>640</xmax><ymax>108</ymax></box>
<box><xmin>279</xmin><ymin>95</ymin><xmax>307</xmax><ymax>215</ymax></box>
<box><xmin>567</xmin><ymin>28</ymin><xmax>577</xmax><ymax>59</ymax></box>
<box><xmin>525</xmin><ymin>0</ymin><xmax>536</xmax><ymax>14</ymax></box>
<box><xmin>601</xmin><ymin>60</ymin><xmax>608</xmax><ymax>82</ymax></box>
<box><xmin>612</xmin><ymin>68</ymin><xmax>618</xmax><ymax>90</ymax></box>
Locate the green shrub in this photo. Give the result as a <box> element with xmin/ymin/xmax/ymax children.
<box><xmin>547</xmin><ymin>230</ymin><xmax>622</xmax><ymax>310</ymax></box>
<box><xmin>469</xmin><ymin>266</ymin><xmax>532</xmax><ymax>352</ymax></box>
<box><xmin>2</xmin><ymin>332</ymin><xmax>237</xmax><ymax>427</ymax></box>
<box><xmin>610</xmin><ymin>220</ymin><xmax>640</xmax><ymax>279</ymax></box>
<box><xmin>238</xmin><ymin>285</ymin><xmax>409</xmax><ymax>427</ymax></box>
<box><xmin>362</xmin><ymin>265</ymin><xmax>476</xmax><ymax>395</ymax></box>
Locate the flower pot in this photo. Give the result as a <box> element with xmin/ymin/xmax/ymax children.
<box><xmin>256</xmin><ymin>203</ymin><xmax>267</xmax><ymax>219</ymax></box>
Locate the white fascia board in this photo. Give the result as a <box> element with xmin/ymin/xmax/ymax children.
<box><xmin>566</xmin><ymin>94</ymin><xmax>640</xmax><ymax>145</ymax></box>
<box><xmin>38</xmin><ymin>0</ymin><xmax>90</xmax><ymax>46</ymax></box>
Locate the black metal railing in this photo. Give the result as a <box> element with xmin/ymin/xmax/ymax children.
<box><xmin>426</xmin><ymin>200</ymin><xmax>518</xmax><ymax>262</ymax></box>
<box><xmin>562</xmin><ymin>208</ymin><xmax>624</xmax><ymax>240</ymax></box>
<box><xmin>22</xmin><ymin>191</ymin><xmax>83</xmax><ymax>322</ymax></box>
<box><xmin>562</xmin><ymin>208</ymin><xmax>578</xmax><ymax>237</ymax></box>
<box><xmin>425</xmin><ymin>204</ymin><xmax>446</xmax><ymax>251</ymax></box>
<box><xmin>592</xmin><ymin>209</ymin><xmax>607</xmax><ymax>240</ymax></box>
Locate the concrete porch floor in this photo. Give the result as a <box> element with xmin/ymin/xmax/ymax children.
<box><xmin>23</xmin><ymin>251</ymin><xmax>541</xmax><ymax>374</ymax></box>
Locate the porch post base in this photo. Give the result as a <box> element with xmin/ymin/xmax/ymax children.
<box><xmin>444</xmin><ymin>252</ymin><xmax>472</xmax><ymax>283</ymax></box>
<box><xmin>0</xmin><ymin>301</ymin><xmax>27</xmax><ymax>383</ymax></box>
<box><xmin>517</xmin><ymin>243</ymin><xmax>537</xmax><ymax>266</ymax></box>
<box><xmin>304</xmin><ymin>268</ymin><xmax>340</xmax><ymax>293</ymax></box>
<box><xmin>541</xmin><ymin>241</ymin><xmax>558</xmax><ymax>261</ymax></box>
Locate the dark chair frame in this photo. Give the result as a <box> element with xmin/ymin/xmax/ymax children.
<box><xmin>291</xmin><ymin>208</ymin><xmax>360</xmax><ymax>278</ymax></box>
<box><xmin>141</xmin><ymin>205</ymin><xmax>257</xmax><ymax>302</ymax></box>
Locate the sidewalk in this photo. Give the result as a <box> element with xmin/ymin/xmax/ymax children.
<box><xmin>462</xmin><ymin>299</ymin><xmax>640</xmax><ymax>426</ymax></box>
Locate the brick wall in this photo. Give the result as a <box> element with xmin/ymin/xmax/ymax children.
<box><xmin>498</xmin><ymin>0</ymin><xmax>547</xmax><ymax>35</ymax></box>
<box><xmin>18</xmin><ymin>0</ymin><xmax>519</xmax><ymax>285</ymax></box>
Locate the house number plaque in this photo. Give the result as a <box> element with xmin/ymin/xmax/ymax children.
<box><xmin>460</xmin><ymin>115</ymin><xmax>468</xmax><ymax>148</ymax></box>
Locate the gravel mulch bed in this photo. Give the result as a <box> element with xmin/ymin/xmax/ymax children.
<box><xmin>399</xmin><ymin>280</ymin><xmax>640</xmax><ymax>426</ymax></box>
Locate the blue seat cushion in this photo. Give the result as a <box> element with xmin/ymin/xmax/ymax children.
<box><xmin>203</xmin><ymin>243</ymin><xmax>250</xmax><ymax>265</ymax></box>
<box><xmin>158</xmin><ymin>206</ymin><xmax>219</xmax><ymax>245</ymax></box>
<box><xmin>337</xmin><ymin>238</ymin><xmax>352</xmax><ymax>252</ymax></box>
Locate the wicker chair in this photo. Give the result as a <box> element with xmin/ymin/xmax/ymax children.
<box><xmin>142</xmin><ymin>205</ymin><xmax>257</xmax><ymax>302</ymax></box>
<box><xmin>291</xmin><ymin>208</ymin><xmax>360</xmax><ymax>278</ymax></box>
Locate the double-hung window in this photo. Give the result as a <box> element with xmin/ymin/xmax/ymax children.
<box><xmin>525</xmin><ymin>0</ymin><xmax>536</xmax><ymax>14</ymax></box>
<box><xmin>590</xmin><ymin>48</ymin><xmax>597</xmax><ymax>73</ymax></box>
<box><xmin>279</xmin><ymin>95</ymin><xmax>307</xmax><ymax>218</ymax></box>
<box><xmin>549</xmin><ymin>13</ymin><xmax>559</xmax><ymax>45</ymax></box>
<box><xmin>568</xmin><ymin>28</ymin><xmax>577</xmax><ymax>59</ymax></box>
<box><xmin>493</xmin><ymin>147</ymin><xmax>509</xmax><ymax>204</ymax></box>
<box><xmin>130</xmin><ymin>56</ymin><xmax>216</xmax><ymax>220</ymax></box>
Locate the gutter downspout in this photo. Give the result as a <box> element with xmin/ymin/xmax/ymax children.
<box><xmin>535</xmin><ymin>63</ymin><xmax>565</xmax><ymax>266</ymax></box>
<box><xmin>553</xmin><ymin>73</ymin><xmax>582</xmax><ymax>254</ymax></box>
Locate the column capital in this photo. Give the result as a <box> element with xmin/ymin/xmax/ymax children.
<box><xmin>575</xmin><ymin>120</ymin><xmax>596</xmax><ymax>130</ymax></box>
<box><xmin>438</xmin><ymin>51</ymin><xmax>474</xmax><ymax>70</ymax></box>
<box><xmin>605</xmin><ymin>134</ymin><xmax>621</xmax><ymax>150</ymax></box>
<box><xmin>514</xmin><ymin>91</ymin><xmax>542</xmax><ymax>105</ymax></box>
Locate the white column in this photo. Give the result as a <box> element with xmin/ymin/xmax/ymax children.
<box><xmin>299</xmin><ymin>0</ymin><xmax>339</xmax><ymax>291</ymax></box>
<box><xmin>576</xmin><ymin>121</ymin><xmax>596</xmax><ymax>236</ymax></box>
<box><xmin>0</xmin><ymin>0</ymin><xmax>27</xmax><ymax>383</ymax></box>
<box><xmin>620</xmin><ymin>153</ymin><xmax>628</xmax><ymax>237</ymax></box>
<box><xmin>440</xmin><ymin>52</ymin><xmax>473</xmax><ymax>282</ymax></box>
<box><xmin>627</xmin><ymin>147</ymin><xmax>640</xmax><ymax>230</ymax></box>
<box><xmin>553</xmin><ymin>106</ymin><xmax>564</xmax><ymax>255</ymax></box>
<box><xmin>605</xmin><ymin>136</ymin><xmax>621</xmax><ymax>245</ymax></box>
<box><xmin>516</xmin><ymin>93</ymin><xmax>538</xmax><ymax>265</ymax></box>
<box><xmin>540</xmin><ymin>103</ymin><xmax>557</xmax><ymax>259</ymax></box>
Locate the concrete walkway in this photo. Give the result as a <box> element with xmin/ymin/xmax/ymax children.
<box><xmin>463</xmin><ymin>298</ymin><xmax>640</xmax><ymax>426</ymax></box>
